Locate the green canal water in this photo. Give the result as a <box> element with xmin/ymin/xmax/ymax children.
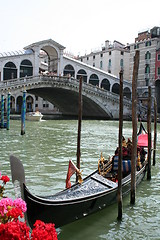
<box><xmin>1</xmin><ymin>120</ymin><xmax>160</xmax><ymax>240</ymax></box>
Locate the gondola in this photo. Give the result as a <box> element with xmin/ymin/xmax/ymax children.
<box><xmin>10</xmin><ymin>123</ymin><xmax>148</xmax><ymax>229</ymax></box>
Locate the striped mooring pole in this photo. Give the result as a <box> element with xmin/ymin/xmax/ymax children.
<box><xmin>21</xmin><ymin>90</ymin><xmax>26</xmax><ymax>135</ymax></box>
<box><xmin>1</xmin><ymin>94</ymin><xmax>4</xmax><ymax>128</ymax></box>
<box><xmin>7</xmin><ymin>92</ymin><xmax>11</xmax><ymax>130</ymax></box>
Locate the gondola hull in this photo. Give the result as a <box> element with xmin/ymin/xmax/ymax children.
<box><xmin>23</xmin><ymin>165</ymin><xmax>146</xmax><ymax>229</ymax></box>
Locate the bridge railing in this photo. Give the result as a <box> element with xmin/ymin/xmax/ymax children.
<box><xmin>0</xmin><ymin>75</ymin><xmax>132</xmax><ymax>106</ymax></box>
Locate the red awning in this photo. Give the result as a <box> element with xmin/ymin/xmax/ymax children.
<box><xmin>138</xmin><ymin>133</ymin><xmax>148</xmax><ymax>147</ymax></box>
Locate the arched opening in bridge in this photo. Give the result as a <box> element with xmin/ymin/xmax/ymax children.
<box><xmin>155</xmin><ymin>79</ymin><xmax>160</xmax><ymax>113</ymax></box>
<box><xmin>89</xmin><ymin>74</ymin><xmax>99</xmax><ymax>86</ymax></box>
<box><xmin>10</xmin><ymin>96</ymin><xmax>15</xmax><ymax>113</ymax></box>
<box><xmin>77</xmin><ymin>69</ymin><xmax>87</xmax><ymax>82</ymax></box>
<box><xmin>39</xmin><ymin>48</ymin><xmax>58</xmax><ymax>74</ymax></box>
<box><xmin>112</xmin><ymin>83</ymin><xmax>120</xmax><ymax>95</ymax></box>
<box><xmin>20</xmin><ymin>60</ymin><xmax>33</xmax><ymax>78</ymax></box>
<box><xmin>123</xmin><ymin>87</ymin><xmax>131</xmax><ymax>99</ymax></box>
<box><xmin>63</xmin><ymin>64</ymin><xmax>75</xmax><ymax>77</ymax></box>
<box><xmin>26</xmin><ymin>95</ymin><xmax>34</xmax><ymax>112</ymax></box>
<box><xmin>16</xmin><ymin>96</ymin><xmax>22</xmax><ymax>113</ymax></box>
<box><xmin>101</xmin><ymin>78</ymin><xmax>110</xmax><ymax>91</ymax></box>
<box><xmin>3</xmin><ymin>62</ymin><xmax>17</xmax><ymax>80</ymax></box>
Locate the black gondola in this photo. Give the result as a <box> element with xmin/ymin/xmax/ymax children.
<box><xmin>10</xmin><ymin>123</ymin><xmax>148</xmax><ymax>229</ymax></box>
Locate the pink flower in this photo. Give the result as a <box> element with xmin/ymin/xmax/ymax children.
<box><xmin>13</xmin><ymin>198</ymin><xmax>27</xmax><ymax>213</ymax></box>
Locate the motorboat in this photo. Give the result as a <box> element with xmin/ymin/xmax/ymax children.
<box><xmin>26</xmin><ymin>111</ymin><xmax>43</xmax><ymax>121</ymax></box>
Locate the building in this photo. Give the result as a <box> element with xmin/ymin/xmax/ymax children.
<box><xmin>77</xmin><ymin>40</ymin><xmax>130</xmax><ymax>81</ymax></box>
<box><xmin>129</xmin><ymin>26</ymin><xmax>160</xmax><ymax>112</ymax></box>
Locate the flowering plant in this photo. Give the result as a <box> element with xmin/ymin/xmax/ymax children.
<box><xmin>0</xmin><ymin>172</ymin><xmax>58</xmax><ymax>240</ymax></box>
<box><xmin>0</xmin><ymin>172</ymin><xmax>10</xmax><ymax>198</ymax></box>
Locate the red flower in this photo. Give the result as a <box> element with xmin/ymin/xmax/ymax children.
<box><xmin>0</xmin><ymin>176</ymin><xmax>10</xmax><ymax>184</ymax></box>
<box><xmin>7</xmin><ymin>207</ymin><xmax>24</xmax><ymax>220</ymax></box>
<box><xmin>31</xmin><ymin>220</ymin><xmax>58</xmax><ymax>240</ymax></box>
<box><xmin>0</xmin><ymin>220</ymin><xmax>30</xmax><ymax>240</ymax></box>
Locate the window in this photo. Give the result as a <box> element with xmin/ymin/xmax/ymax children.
<box><xmin>145</xmin><ymin>41</ymin><xmax>151</xmax><ymax>47</ymax></box>
<box><xmin>108</xmin><ymin>59</ymin><xmax>111</xmax><ymax>67</ymax></box>
<box><xmin>100</xmin><ymin>61</ymin><xmax>103</xmax><ymax>69</ymax></box>
<box><xmin>35</xmin><ymin>96</ymin><xmax>38</xmax><ymax>101</ymax></box>
<box><xmin>120</xmin><ymin>59</ymin><xmax>123</xmax><ymax>68</ymax></box>
<box><xmin>121</xmin><ymin>51</ymin><xmax>124</xmax><ymax>55</ymax></box>
<box><xmin>35</xmin><ymin>104</ymin><xmax>38</xmax><ymax>108</ymax></box>
<box><xmin>93</xmin><ymin>55</ymin><xmax>95</xmax><ymax>59</ymax></box>
<box><xmin>81</xmin><ymin>58</ymin><xmax>83</xmax><ymax>62</ymax></box>
<box><xmin>100</xmin><ymin>53</ymin><xmax>103</xmax><ymax>57</ymax></box>
<box><xmin>109</xmin><ymin>51</ymin><xmax>111</xmax><ymax>55</ymax></box>
<box><xmin>87</xmin><ymin>57</ymin><xmax>89</xmax><ymax>60</ymax></box>
<box><xmin>134</xmin><ymin>44</ymin><xmax>139</xmax><ymax>49</ymax></box>
<box><xmin>93</xmin><ymin>63</ymin><xmax>95</xmax><ymax>67</ymax></box>
<box><xmin>158</xmin><ymin>54</ymin><xmax>160</xmax><ymax>61</ymax></box>
<box><xmin>145</xmin><ymin>65</ymin><xmax>150</xmax><ymax>74</ymax></box>
<box><xmin>145</xmin><ymin>51</ymin><xmax>151</xmax><ymax>59</ymax></box>
<box><xmin>146</xmin><ymin>79</ymin><xmax>149</xmax><ymax>86</ymax></box>
<box><xmin>158</xmin><ymin>67</ymin><xmax>160</xmax><ymax>75</ymax></box>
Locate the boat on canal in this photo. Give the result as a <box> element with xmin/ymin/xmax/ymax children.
<box><xmin>10</xmin><ymin>123</ymin><xmax>148</xmax><ymax>229</ymax></box>
<box><xmin>26</xmin><ymin>111</ymin><xmax>43</xmax><ymax>121</ymax></box>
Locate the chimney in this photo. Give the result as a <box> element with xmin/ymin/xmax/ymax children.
<box><xmin>105</xmin><ymin>40</ymin><xmax>109</xmax><ymax>49</ymax></box>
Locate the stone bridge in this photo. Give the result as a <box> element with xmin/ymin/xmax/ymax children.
<box><xmin>0</xmin><ymin>75</ymin><xmax>132</xmax><ymax>119</ymax></box>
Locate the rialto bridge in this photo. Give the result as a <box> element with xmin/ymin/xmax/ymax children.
<box><xmin>0</xmin><ymin>39</ymin><xmax>133</xmax><ymax>119</ymax></box>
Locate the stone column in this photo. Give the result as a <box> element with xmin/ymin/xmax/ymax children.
<box><xmin>58</xmin><ymin>49</ymin><xmax>64</xmax><ymax>76</ymax></box>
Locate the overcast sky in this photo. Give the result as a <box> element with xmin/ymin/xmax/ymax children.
<box><xmin>0</xmin><ymin>0</ymin><xmax>160</xmax><ymax>56</ymax></box>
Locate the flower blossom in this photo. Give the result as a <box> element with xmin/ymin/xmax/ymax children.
<box><xmin>13</xmin><ymin>198</ymin><xmax>27</xmax><ymax>213</ymax></box>
<box><xmin>0</xmin><ymin>175</ymin><xmax>10</xmax><ymax>184</ymax></box>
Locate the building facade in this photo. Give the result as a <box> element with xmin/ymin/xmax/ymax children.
<box><xmin>78</xmin><ymin>40</ymin><xmax>130</xmax><ymax>81</ymax></box>
<box><xmin>129</xmin><ymin>27</ymin><xmax>160</xmax><ymax>112</ymax></box>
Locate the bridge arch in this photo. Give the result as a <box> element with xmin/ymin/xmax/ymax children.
<box><xmin>112</xmin><ymin>83</ymin><xmax>120</xmax><ymax>95</ymax></box>
<box><xmin>123</xmin><ymin>87</ymin><xmax>131</xmax><ymax>99</ymax></box>
<box><xmin>26</xmin><ymin>95</ymin><xmax>34</xmax><ymax>112</ymax></box>
<box><xmin>77</xmin><ymin>69</ymin><xmax>87</xmax><ymax>82</ymax></box>
<box><xmin>16</xmin><ymin>95</ymin><xmax>22</xmax><ymax>113</ymax></box>
<box><xmin>10</xmin><ymin>95</ymin><xmax>15</xmax><ymax>113</ymax></box>
<box><xmin>89</xmin><ymin>74</ymin><xmax>99</xmax><ymax>86</ymax></box>
<box><xmin>101</xmin><ymin>78</ymin><xmax>110</xmax><ymax>91</ymax></box>
<box><xmin>3</xmin><ymin>62</ymin><xmax>17</xmax><ymax>80</ymax></box>
<box><xmin>40</xmin><ymin>46</ymin><xmax>59</xmax><ymax>74</ymax></box>
<box><xmin>63</xmin><ymin>64</ymin><xmax>75</xmax><ymax>77</ymax></box>
<box><xmin>20</xmin><ymin>60</ymin><xmax>33</xmax><ymax>78</ymax></box>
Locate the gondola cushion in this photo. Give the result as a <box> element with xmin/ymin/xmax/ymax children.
<box><xmin>113</xmin><ymin>156</ymin><xmax>131</xmax><ymax>173</ymax></box>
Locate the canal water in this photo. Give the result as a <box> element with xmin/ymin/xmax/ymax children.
<box><xmin>1</xmin><ymin>119</ymin><xmax>160</xmax><ymax>240</ymax></box>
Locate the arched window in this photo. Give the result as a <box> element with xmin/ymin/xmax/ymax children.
<box><xmin>112</xmin><ymin>83</ymin><xmax>120</xmax><ymax>95</ymax></box>
<box><xmin>63</xmin><ymin>64</ymin><xmax>75</xmax><ymax>77</ymax></box>
<box><xmin>145</xmin><ymin>65</ymin><xmax>150</xmax><ymax>74</ymax></box>
<box><xmin>20</xmin><ymin>60</ymin><xmax>33</xmax><ymax>78</ymax></box>
<box><xmin>76</xmin><ymin>69</ymin><xmax>87</xmax><ymax>82</ymax></box>
<box><xmin>123</xmin><ymin>87</ymin><xmax>131</xmax><ymax>99</ymax></box>
<box><xmin>101</xmin><ymin>78</ymin><xmax>110</xmax><ymax>91</ymax></box>
<box><xmin>145</xmin><ymin>51</ymin><xmax>151</xmax><ymax>60</ymax></box>
<box><xmin>3</xmin><ymin>62</ymin><xmax>17</xmax><ymax>80</ymax></box>
<box><xmin>89</xmin><ymin>74</ymin><xmax>99</xmax><ymax>86</ymax></box>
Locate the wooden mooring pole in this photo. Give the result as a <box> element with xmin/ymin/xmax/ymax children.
<box><xmin>7</xmin><ymin>91</ymin><xmax>11</xmax><ymax>130</ymax></box>
<box><xmin>1</xmin><ymin>93</ymin><xmax>4</xmax><ymax>128</ymax></box>
<box><xmin>76</xmin><ymin>76</ymin><xmax>83</xmax><ymax>182</ymax></box>
<box><xmin>130</xmin><ymin>50</ymin><xmax>139</xmax><ymax>204</ymax></box>
<box><xmin>117</xmin><ymin>70</ymin><xmax>123</xmax><ymax>220</ymax></box>
<box><xmin>147</xmin><ymin>86</ymin><xmax>152</xmax><ymax>179</ymax></box>
<box><xmin>153</xmin><ymin>98</ymin><xmax>157</xmax><ymax>166</ymax></box>
<box><xmin>21</xmin><ymin>90</ymin><xmax>26</xmax><ymax>135</ymax></box>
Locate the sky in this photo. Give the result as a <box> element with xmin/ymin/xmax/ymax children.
<box><xmin>0</xmin><ymin>0</ymin><xmax>160</xmax><ymax>56</ymax></box>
